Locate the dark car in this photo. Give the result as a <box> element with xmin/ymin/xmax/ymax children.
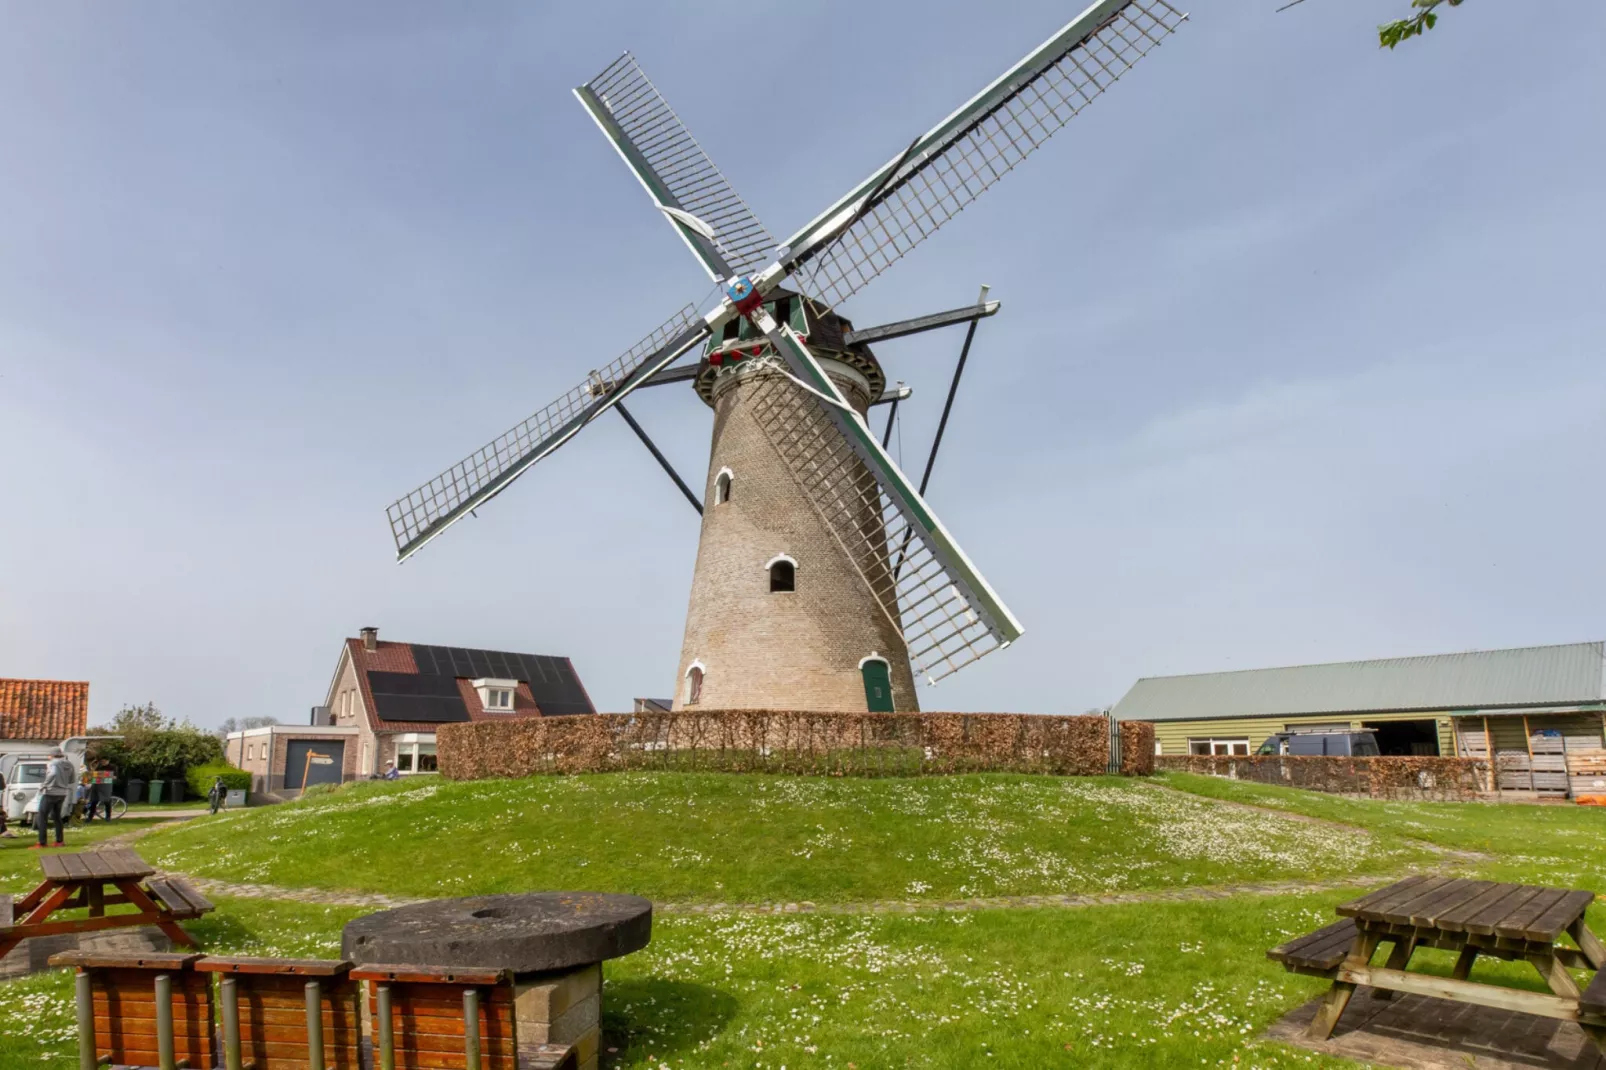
<box><xmin>1257</xmin><ymin>730</ymin><xmax>1380</xmax><ymax>757</ymax></box>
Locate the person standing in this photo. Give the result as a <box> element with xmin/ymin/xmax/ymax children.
<box><xmin>89</xmin><ymin>761</ymin><xmax>115</xmax><ymax>822</ymax></box>
<box><xmin>35</xmin><ymin>748</ymin><xmax>75</xmax><ymax>849</ymax></box>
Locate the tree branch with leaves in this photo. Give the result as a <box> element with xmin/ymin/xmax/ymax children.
<box><xmin>1379</xmin><ymin>0</ymin><xmax>1464</xmax><ymax>49</ymax></box>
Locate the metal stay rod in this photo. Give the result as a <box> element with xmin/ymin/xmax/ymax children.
<box><xmin>919</xmin><ymin>286</ymin><xmax>989</xmax><ymax>495</ymax></box>
<box><xmin>615</xmin><ymin>402</ymin><xmax>704</xmax><ymax>515</ymax></box>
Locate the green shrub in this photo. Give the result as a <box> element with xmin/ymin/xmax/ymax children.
<box><xmin>90</xmin><ymin>704</ymin><xmax>225</xmax><ymax>781</ymax></box>
<box><xmin>187</xmin><ymin>762</ymin><xmax>252</xmax><ymax>799</ymax></box>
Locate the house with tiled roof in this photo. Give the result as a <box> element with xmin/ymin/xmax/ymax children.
<box><xmin>0</xmin><ymin>678</ymin><xmax>89</xmax><ymax>757</ymax></box>
<box><xmin>228</xmin><ymin>627</ymin><xmax>595</xmax><ymax>797</ymax></box>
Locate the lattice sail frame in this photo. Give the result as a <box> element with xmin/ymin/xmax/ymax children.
<box><xmin>577</xmin><ymin>54</ymin><xmax>778</xmax><ymax>282</ymax></box>
<box><xmin>743</xmin><ymin>362</ymin><xmax>1001</xmax><ymax>683</ymax></box>
<box><xmin>386</xmin><ymin>307</ymin><xmax>706</xmax><ymax>560</ymax></box>
<box><xmin>786</xmin><ymin>0</ymin><xmax>1186</xmax><ymax>307</ymax></box>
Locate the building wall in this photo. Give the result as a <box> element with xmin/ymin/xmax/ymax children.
<box><xmin>1150</xmin><ymin>710</ymin><xmax>1457</xmax><ymax>756</ymax></box>
<box><xmin>673</xmin><ymin>362</ymin><xmax>919</xmax><ymax>713</ymax></box>
<box><xmin>229</xmin><ymin>729</ymin><xmax>359</xmax><ymax>800</ymax></box>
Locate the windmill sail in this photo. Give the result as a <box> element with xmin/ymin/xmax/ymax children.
<box><xmin>575</xmin><ymin>54</ymin><xmax>778</xmax><ymax>282</ymax></box>
<box><xmin>386</xmin><ymin>307</ymin><xmax>708</xmax><ymax>561</ymax></box>
<box><xmin>749</xmin><ymin>312</ymin><xmax>1023</xmax><ymax>683</ymax></box>
<box><xmin>783</xmin><ymin>0</ymin><xmax>1186</xmax><ymax>307</ymax></box>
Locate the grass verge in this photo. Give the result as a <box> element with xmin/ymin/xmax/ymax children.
<box><xmin>140</xmin><ymin>773</ymin><xmax>1429</xmax><ymax>903</ymax></box>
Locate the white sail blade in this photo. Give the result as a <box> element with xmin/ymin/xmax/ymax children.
<box><xmin>386</xmin><ymin>307</ymin><xmax>708</xmax><ymax>561</ymax></box>
<box><xmin>746</xmin><ymin>308</ymin><xmax>1022</xmax><ymax>684</ymax></box>
<box><xmin>782</xmin><ymin>0</ymin><xmax>1186</xmax><ymax>306</ymax></box>
<box><xmin>576</xmin><ymin>53</ymin><xmax>777</xmax><ymax>283</ymax></box>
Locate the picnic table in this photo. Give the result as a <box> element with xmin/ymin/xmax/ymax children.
<box><xmin>0</xmin><ymin>847</ymin><xmax>214</xmax><ymax>960</ymax></box>
<box><xmin>1270</xmin><ymin>875</ymin><xmax>1606</xmax><ymax>1052</ymax></box>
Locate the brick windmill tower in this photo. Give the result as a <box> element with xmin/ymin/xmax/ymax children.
<box><xmin>384</xmin><ymin>0</ymin><xmax>1185</xmax><ymax>711</ymax></box>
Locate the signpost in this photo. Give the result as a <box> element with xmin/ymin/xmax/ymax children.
<box><xmin>299</xmin><ymin>751</ymin><xmax>335</xmax><ymax>792</ymax></box>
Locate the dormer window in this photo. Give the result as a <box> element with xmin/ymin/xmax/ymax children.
<box><xmin>471</xmin><ymin>678</ymin><xmax>519</xmax><ymax>712</ymax></box>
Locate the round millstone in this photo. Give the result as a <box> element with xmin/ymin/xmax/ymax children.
<box><xmin>341</xmin><ymin>892</ymin><xmax>652</xmax><ymax>974</ymax></box>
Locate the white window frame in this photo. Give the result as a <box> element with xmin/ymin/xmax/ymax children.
<box><xmin>714</xmin><ymin>467</ymin><xmax>733</xmax><ymax>505</ymax></box>
<box><xmin>1188</xmin><ymin>737</ymin><xmax>1251</xmax><ymax>757</ymax></box>
<box><xmin>1154</xmin><ymin>740</ymin><xmax>1164</xmax><ymax>756</ymax></box>
<box><xmin>765</xmin><ymin>553</ymin><xmax>797</xmax><ymax>593</ymax></box>
<box><xmin>470</xmin><ymin>677</ymin><xmax>519</xmax><ymax>713</ymax></box>
<box><xmin>684</xmin><ymin>660</ymin><xmax>706</xmax><ymax>705</ymax></box>
<box><xmin>393</xmin><ymin>733</ymin><xmax>438</xmax><ymax>775</ymax></box>
<box><xmin>486</xmin><ymin>688</ymin><xmax>513</xmax><ymax>710</ymax></box>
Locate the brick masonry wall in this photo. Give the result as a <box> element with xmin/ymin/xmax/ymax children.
<box><xmin>1156</xmin><ymin>754</ymin><xmax>1491</xmax><ymax>800</ymax></box>
<box><xmin>674</xmin><ymin>362</ymin><xmax>919</xmax><ymax>713</ymax></box>
<box><xmin>440</xmin><ymin>712</ymin><xmax>1128</xmax><ymax>780</ymax></box>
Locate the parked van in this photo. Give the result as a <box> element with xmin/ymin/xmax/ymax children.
<box><xmin>0</xmin><ymin>736</ymin><xmax>121</xmax><ymax>825</ymax></box>
<box><xmin>1256</xmin><ymin>730</ymin><xmax>1380</xmax><ymax>757</ymax></box>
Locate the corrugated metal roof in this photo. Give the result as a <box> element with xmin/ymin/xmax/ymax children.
<box><xmin>1112</xmin><ymin>641</ymin><xmax>1606</xmax><ymax>722</ymax></box>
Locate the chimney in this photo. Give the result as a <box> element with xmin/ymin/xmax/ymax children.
<box><xmin>360</xmin><ymin>626</ymin><xmax>379</xmax><ymax>653</ymax></box>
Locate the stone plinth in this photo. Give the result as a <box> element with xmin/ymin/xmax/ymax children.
<box><xmin>341</xmin><ymin>892</ymin><xmax>650</xmax><ymax>1070</ymax></box>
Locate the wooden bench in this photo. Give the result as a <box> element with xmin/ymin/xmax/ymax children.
<box><xmin>145</xmin><ymin>876</ymin><xmax>215</xmax><ymax>921</ymax></box>
<box><xmin>196</xmin><ymin>957</ymin><xmax>361</xmax><ymax>1070</ymax></box>
<box><xmin>0</xmin><ymin>892</ymin><xmax>12</xmax><ymax>934</ymax></box>
<box><xmin>1267</xmin><ymin>918</ymin><xmax>1361</xmax><ymax>977</ymax></box>
<box><xmin>350</xmin><ymin>965</ymin><xmax>575</xmax><ymax>1070</ymax></box>
<box><xmin>50</xmin><ymin>950</ymin><xmax>216</xmax><ymax>1069</ymax></box>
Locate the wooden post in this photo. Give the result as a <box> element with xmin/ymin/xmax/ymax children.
<box><xmin>301</xmin><ymin>751</ymin><xmax>315</xmax><ymax>793</ymax></box>
<box><xmin>304</xmin><ymin>980</ymin><xmax>325</xmax><ymax>1070</ymax></box>
<box><xmin>1484</xmin><ymin>716</ymin><xmax>1495</xmax><ymax>793</ymax></box>
<box><xmin>463</xmin><ymin>988</ymin><xmax>481</xmax><ymax>1070</ymax></box>
<box><xmin>74</xmin><ymin>970</ymin><xmax>97</xmax><ymax>1070</ymax></box>
<box><xmin>155</xmin><ymin>973</ymin><xmax>177</xmax><ymax>1070</ymax></box>
<box><xmin>1521</xmin><ymin>715</ymin><xmax>1536</xmax><ymax>792</ymax></box>
<box><xmin>376</xmin><ymin>984</ymin><xmax>395</xmax><ymax>1070</ymax></box>
<box><xmin>1451</xmin><ymin>946</ymin><xmax>1479</xmax><ymax>980</ymax></box>
<box><xmin>221</xmin><ymin>976</ymin><xmax>243</xmax><ymax>1070</ymax></box>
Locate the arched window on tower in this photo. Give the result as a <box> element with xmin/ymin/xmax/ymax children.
<box><xmin>685</xmin><ymin>664</ymin><xmax>704</xmax><ymax>705</ymax></box>
<box><xmin>714</xmin><ymin>469</ymin><xmax>732</xmax><ymax>505</ymax></box>
<box><xmin>767</xmin><ymin>556</ymin><xmax>796</xmax><ymax>593</ymax></box>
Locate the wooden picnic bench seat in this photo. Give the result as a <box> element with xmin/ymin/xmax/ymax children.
<box><xmin>50</xmin><ymin>950</ymin><xmax>216</xmax><ymax>1070</ymax></box>
<box><xmin>350</xmin><ymin>964</ymin><xmax>576</xmax><ymax>1070</ymax></box>
<box><xmin>196</xmin><ymin>956</ymin><xmax>361</xmax><ymax>1070</ymax></box>
<box><xmin>1267</xmin><ymin>918</ymin><xmax>1360</xmax><ymax>977</ymax></box>
<box><xmin>0</xmin><ymin>892</ymin><xmax>12</xmax><ymax>934</ymax></box>
<box><xmin>145</xmin><ymin>876</ymin><xmax>215</xmax><ymax>920</ymax></box>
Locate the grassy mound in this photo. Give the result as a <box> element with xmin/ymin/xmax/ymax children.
<box><xmin>142</xmin><ymin>773</ymin><xmax>1429</xmax><ymax>903</ymax></box>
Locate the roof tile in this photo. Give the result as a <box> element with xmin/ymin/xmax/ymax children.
<box><xmin>0</xmin><ymin>679</ymin><xmax>89</xmax><ymax>741</ymax></box>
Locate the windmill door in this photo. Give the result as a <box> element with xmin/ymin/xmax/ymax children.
<box><xmin>861</xmin><ymin>660</ymin><xmax>895</xmax><ymax>713</ymax></box>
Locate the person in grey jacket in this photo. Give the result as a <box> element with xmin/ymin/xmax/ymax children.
<box><xmin>35</xmin><ymin>748</ymin><xmax>74</xmax><ymax>849</ymax></box>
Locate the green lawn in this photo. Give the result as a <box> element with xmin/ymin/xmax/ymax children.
<box><xmin>0</xmin><ymin>817</ymin><xmax>174</xmax><ymax>896</ymax></box>
<box><xmin>1160</xmin><ymin>772</ymin><xmax>1606</xmax><ymax>901</ymax></box>
<box><xmin>140</xmin><ymin>773</ymin><xmax>1430</xmax><ymax>903</ymax></box>
<box><xmin>2</xmin><ymin>772</ymin><xmax>1603</xmax><ymax>1070</ymax></box>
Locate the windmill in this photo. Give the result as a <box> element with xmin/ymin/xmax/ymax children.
<box><xmin>386</xmin><ymin>0</ymin><xmax>1186</xmax><ymax>713</ymax></box>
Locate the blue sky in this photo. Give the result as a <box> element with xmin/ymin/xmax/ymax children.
<box><xmin>2</xmin><ymin>1</ymin><xmax>1602</xmax><ymax>727</ymax></box>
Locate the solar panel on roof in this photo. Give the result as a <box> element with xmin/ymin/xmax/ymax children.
<box><xmin>399</xmin><ymin>644</ymin><xmax>596</xmax><ymax>717</ymax></box>
<box><xmin>367</xmin><ymin>670</ymin><xmax>470</xmax><ymax>724</ymax></box>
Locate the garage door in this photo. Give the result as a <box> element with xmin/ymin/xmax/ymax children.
<box><xmin>284</xmin><ymin>740</ymin><xmax>346</xmax><ymax>791</ymax></box>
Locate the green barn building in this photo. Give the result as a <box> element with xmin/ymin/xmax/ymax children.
<box><xmin>1113</xmin><ymin>640</ymin><xmax>1606</xmax><ymax>798</ymax></box>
